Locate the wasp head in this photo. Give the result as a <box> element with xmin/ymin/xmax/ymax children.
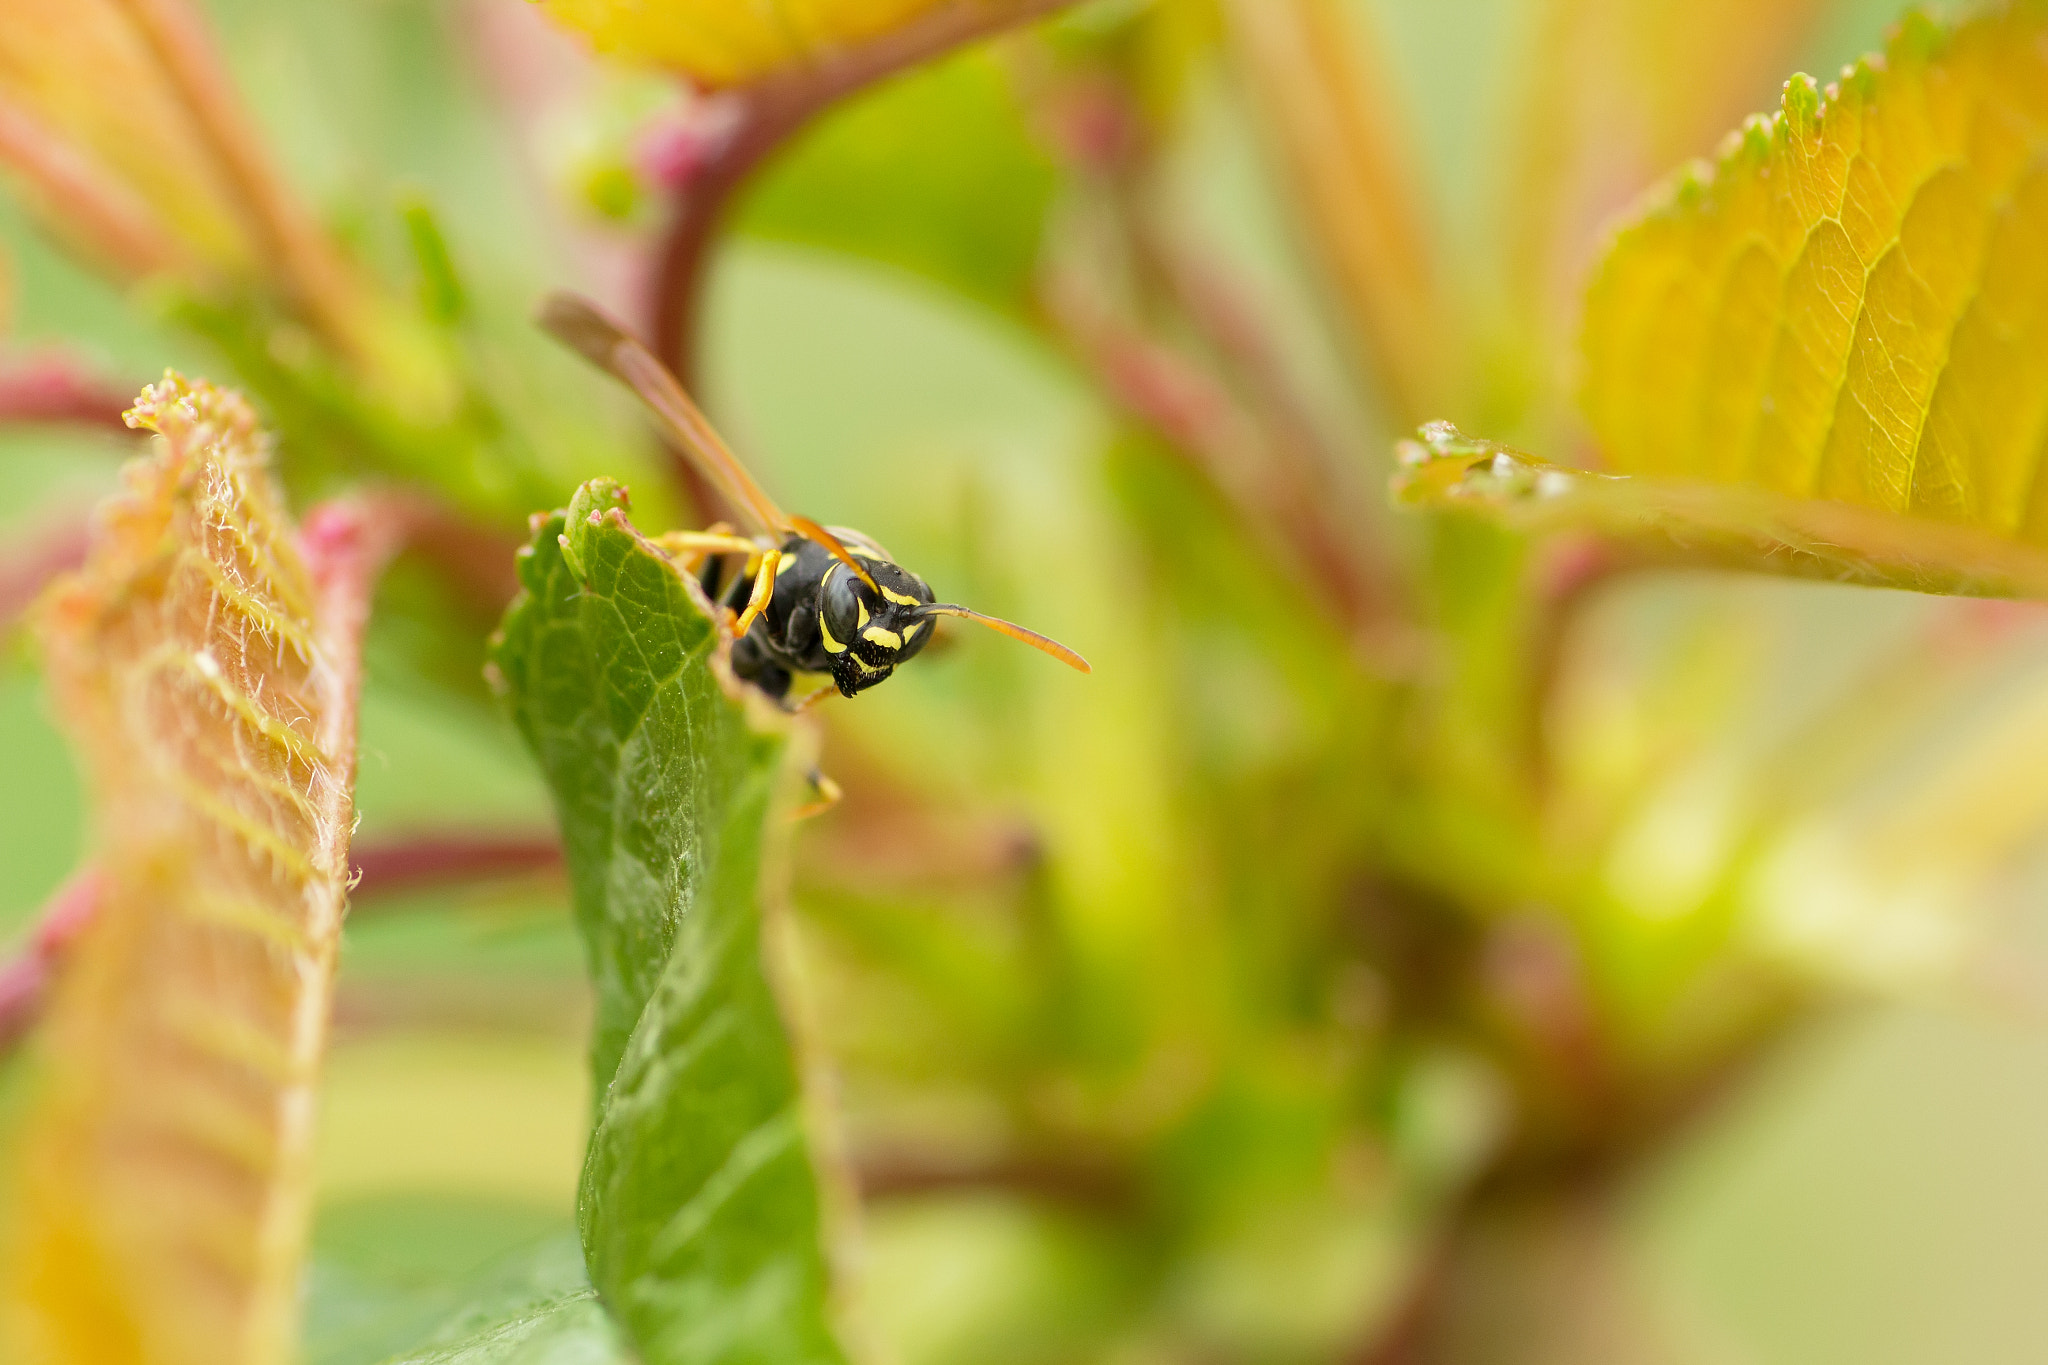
<box><xmin>817</xmin><ymin>554</ymin><xmax>936</xmax><ymax>696</ymax></box>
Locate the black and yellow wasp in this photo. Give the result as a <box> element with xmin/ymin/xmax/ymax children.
<box><xmin>541</xmin><ymin>293</ymin><xmax>1090</xmax><ymax>706</ymax></box>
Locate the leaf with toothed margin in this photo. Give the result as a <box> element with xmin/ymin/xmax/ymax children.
<box><xmin>490</xmin><ymin>481</ymin><xmax>850</xmax><ymax>1365</ymax></box>
<box><xmin>1416</xmin><ymin>6</ymin><xmax>2048</xmax><ymax>597</ymax></box>
<box><xmin>1578</xmin><ymin>4</ymin><xmax>2048</xmax><ymax>547</ymax></box>
<box><xmin>1</xmin><ymin>375</ymin><xmax>370</xmax><ymax>1365</ymax></box>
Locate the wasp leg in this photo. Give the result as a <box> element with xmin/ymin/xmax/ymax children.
<box><xmin>793</xmin><ymin>767</ymin><xmax>843</xmax><ymax>820</ymax></box>
<box><xmin>732</xmin><ymin>549</ymin><xmax>782</xmax><ymax>637</ymax></box>
<box><xmin>654</xmin><ymin>529</ymin><xmax>762</xmax><ymax>572</ymax></box>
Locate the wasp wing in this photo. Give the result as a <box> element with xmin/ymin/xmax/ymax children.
<box><xmin>539</xmin><ymin>292</ymin><xmax>789</xmax><ymax>539</ymax></box>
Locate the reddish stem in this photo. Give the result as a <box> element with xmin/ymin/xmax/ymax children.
<box><xmin>1051</xmin><ymin>282</ymin><xmax>1387</xmax><ymax>640</ymax></box>
<box><xmin>0</xmin><ymin>98</ymin><xmax>185</xmax><ymax>281</ymax></box>
<box><xmin>649</xmin><ymin>0</ymin><xmax>1082</xmax><ymax>391</ymax></box>
<box><xmin>0</xmin><ymin>868</ymin><xmax>105</xmax><ymax>1053</ymax></box>
<box><xmin>855</xmin><ymin>1147</ymin><xmax>1138</xmax><ymax>1214</ymax></box>
<box><xmin>351</xmin><ymin>833</ymin><xmax>562</xmax><ymax>902</ymax></box>
<box><xmin>0</xmin><ymin>357</ymin><xmax>137</xmax><ymax>431</ymax></box>
<box><xmin>0</xmin><ymin>514</ymin><xmax>92</xmax><ymax>631</ymax></box>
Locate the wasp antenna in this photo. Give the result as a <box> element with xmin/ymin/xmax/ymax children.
<box><xmin>789</xmin><ymin>515</ymin><xmax>880</xmax><ymax>592</ymax></box>
<box><xmin>918</xmin><ymin>604</ymin><xmax>1091</xmax><ymax>674</ymax></box>
<box><xmin>537</xmin><ymin>290</ymin><xmax>791</xmax><ymax>539</ymax></box>
<box><xmin>538</xmin><ymin>292</ymin><xmax>630</xmax><ymax>373</ymax></box>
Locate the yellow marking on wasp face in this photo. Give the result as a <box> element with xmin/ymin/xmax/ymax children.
<box><xmin>903</xmin><ymin>620</ymin><xmax>926</xmax><ymax>640</ymax></box>
<box><xmin>857</xmin><ymin>600</ymin><xmax>870</xmax><ymax>629</ymax></box>
<box><xmin>851</xmin><ymin>655</ymin><xmax>886</xmax><ymax>674</ymax></box>
<box><xmin>863</xmin><ymin>626</ymin><xmax>902</xmax><ymax>650</ymax></box>
<box><xmin>880</xmin><ymin>586</ymin><xmax>922</xmax><ymax>608</ymax></box>
<box><xmin>818</xmin><ymin>612</ymin><xmax>848</xmax><ymax>655</ymax></box>
<box><xmin>776</xmin><ymin>554</ymin><xmax>798</xmax><ymax>576</ymax></box>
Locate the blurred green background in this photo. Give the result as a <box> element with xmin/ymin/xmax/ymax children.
<box><xmin>6</xmin><ymin>0</ymin><xmax>2048</xmax><ymax>1362</ymax></box>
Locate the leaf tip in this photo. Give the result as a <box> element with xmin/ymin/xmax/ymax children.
<box><xmin>1890</xmin><ymin>9</ymin><xmax>1947</xmax><ymax>65</ymax></box>
<box><xmin>1782</xmin><ymin>72</ymin><xmax>1822</xmax><ymax>132</ymax></box>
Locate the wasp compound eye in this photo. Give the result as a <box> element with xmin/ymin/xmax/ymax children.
<box><xmin>817</xmin><ymin>564</ymin><xmax>866</xmax><ymax>661</ymax></box>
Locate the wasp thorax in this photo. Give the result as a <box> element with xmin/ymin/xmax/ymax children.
<box><xmin>817</xmin><ymin>555</ymin><xmax>937</xmax><ymax>696</ymax></box>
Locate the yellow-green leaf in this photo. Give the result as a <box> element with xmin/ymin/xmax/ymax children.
<box><xmin>1</xmin><ymin>377</ymin><xmax>368</xmax><ymax>1365</ymax></box>
<box><xmin>1393</xmin><ymin>421</ymin><xmax>2048</xmax><ymax>599</ymax></box>
<box><xmin>534</xmin><ymin>0</ymin><xmax>952</xmax><ymax>87</ymax></box>
<box><xmin>1581</xmin><ymin>3</ymin><xmax>2048</xmax><ymax>540</ymax></box>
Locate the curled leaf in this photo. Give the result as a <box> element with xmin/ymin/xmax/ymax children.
<box><xmin>1581</xmin><ymin>4</ymin><xmax>2048</xmax><ymax>536</ymax></box>
<box><xmin>2</xmin><ymin>376</ymin><xmax>372</xmax><ymax>1365</ymax></box>
<box><xmin>535</xmin><ymin>0</ymin><xmax>953</xmax><ymax>87</ymax></box>
<box><xmin>492</xmin><ymin>483</ymin><xmax>851</xmax><ymax>1364</ymax></box>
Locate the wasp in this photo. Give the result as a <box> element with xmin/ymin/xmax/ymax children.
<box><xmin>540</xmin><ymin>293</ymin><xmax>1090</xmax><ymax>707</ymax></box>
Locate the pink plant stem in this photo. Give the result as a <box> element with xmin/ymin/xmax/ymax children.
<box><xmin>0</xmin><ymin>833</ymin><xmax>569</xmax><ymax>1056</ymax></box>
<box><xmin>0</xmin><ymin>356</ymin><xmax>137</xmax><ymax>431</ymax></box>
<box><xmin>108</xmin><ymin>0</ymin><xmax>365</xmax><ymax>358</ymax></box>
<box><xmin>1051</xmin><ymin>278</ymin><xmax>1385</xmax><ymax>636</ymax></box>
<box><xmin>0</xmin><ymin>514</ymin><xmax>92</xmax><ymax>631</ymax></box>
<box><xmin>0</xmin><ymin>868</ymin><xmax>105</xmax><ymax>1053</ymax></box>
<box><xmin>0</xmin><ymin>98</ymin><xmax>184</xmax><ymax>281</ymax></box>
<box><xmin>350</xmin><ymin>833</ymin><xmax>562</xmax><ymax>902</ymax></box>
<box><xmin>649</xmin><ymin>0</ymin><xmax>1081</xmax><ymax>390</ymax></box>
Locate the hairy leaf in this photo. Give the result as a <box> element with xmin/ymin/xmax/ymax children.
<box><xmin>536</xmin><ymin>0</ymin><xmax>951</xmax><ymax>87</ymax></box>
<box><xmin>491</xmin><ymin>483</ymin><xmax>848</xmax><ymax>1365</ymax></box>
<box><xmin>2</xmin><ymin>377</ymin><xmax>371</xmax><ymax>1365</ymax></box>
<box><xmin>1581</xmin><ymin>4</ymin><xmax>2048</xmax><ymax>536</ymax></box>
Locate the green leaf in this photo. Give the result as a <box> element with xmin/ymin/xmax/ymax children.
<box><xmin>735</xmin><ymin>48</ymin><xmax>1058</xmax><ymax>321</ymax></box>
<box><xmin>490</xmin><ymin>482</ymin><xmax>849</xmax><ymax>1365</ymax></box>
<box><xmin>306</xmin><ymin>1227</ymin><xmax>627</xmax><ymax>1365</ymax></box>
<box><xmin>378</xmin><ymin>1293</ymin><xmax>622</xmax><ymax>1365</ymax></box>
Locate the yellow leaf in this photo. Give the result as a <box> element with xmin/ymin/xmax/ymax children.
<box><xmin>534</xmin><ymin>0</ymin><xmax>954</xmax><ymax>87</ymax></box>
<box><xmin>1581</xmin><ymin>4</ymin><xmax>2048</xmax><ymax>542</ymax></box>
<box><xmin>2</xmin><ymin>377</ymin><xmax>366</xmax><ymax>1365</ymax></box>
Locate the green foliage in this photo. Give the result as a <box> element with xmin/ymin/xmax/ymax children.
<box><xmin>11</xmin><ymin>0</ymin><xmax>2048</xmax><ymax>1362</ymax></box>
<box><xmin>381</xmin><ymin>1292</ymin><xmax>622</xmax><ymax>1365</ymax></box>
<box><xmin>492</xmin><ymin>484</ymin><xmax>847</xmax><ymax>1365</ymax></box>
